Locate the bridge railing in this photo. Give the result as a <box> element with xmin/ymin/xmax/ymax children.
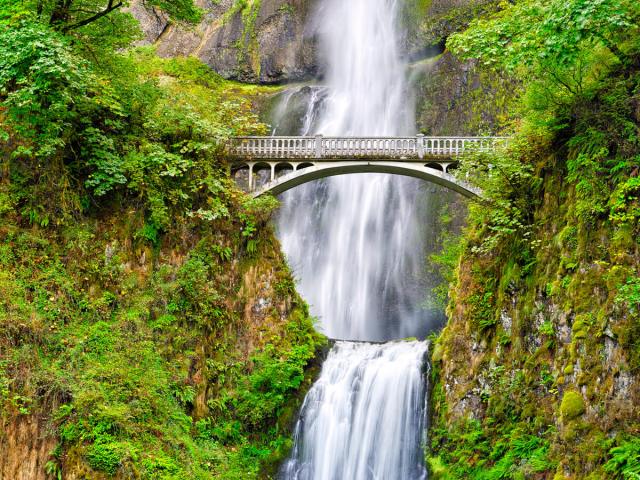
<box><xmin>228</xmin><ymin>135</ymin><xmax>509</xmax><ymax>160</ymax></box>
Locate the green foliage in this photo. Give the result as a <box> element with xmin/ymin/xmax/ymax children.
<box><xmin>610</xmin><ymin>177</ymin><xmax>640</xmax><ymax>228</ymax></box>
<box><xmin>147</xmin><ymin>0</ymin><xmax>202</xmax><ymax>23</ymax></box>
<box><xmin>85</xmin><ymin>439</ymin><xmax>131</xmax><ymax>475</ymax></box>
<box><xmin>566</xmin><ymin>148</ymin><xmax>609</xmax><ymax>222</ymax></box>
<box><xmin>234</xmin><ymin>343</ymin><xmax>316</xmax><ymax>430</ymax></box>
<box><xmin>240</xmin><ymin>195</ymin><xmax>280</xmax><ymax>238</ymax></box>
<box><xmin>539</xmin><ymin>321</ymin><xmax>555</xmax><ymax>337</ymax></box>
<box><xmin>605</xmin><ymin>438</ymin><xmax>640</xmax><ymax>479</ymax></box>
<box><xmin>470</xmin><ymin>291</ymin><xmax>496</xmax><ymax>331</ymax></box>
<box><xmin>448</xmin><ymin>0</ymin><xmax>639</xmax><ymax>74</ymax></box>
<box><xmin>0</xmin><ymin>20</ymin><xmax>96</xmax><ymax>159</ymax></box>
<box><xmin>4</xmin><ymin>0</ymin><xmax>201</xmax><ymax>42</ymax></box>
<box><xmin>427</xmin><ymin>207</ymin><xmax>465</xmax><ymax>309</ymax></box>
<box><xmin>1</xmin><ymin>14</ymin><xmax>267</xmax><ymax>228</ymax></box>
<box><xmin>453</xmin><ymin>140</ymin><xmax>539</xmax><ymax>254</ymax></box>
<box><xmin>616</xmin><ymin>277</ymin><xmax>640</xmax><ymax>315</ymax></box>
<box><xmin>447</xmin><ymin>0</ymin><xmax>640</xmax><ymax>143</ymax></box>
<box><xmin>44</xmin><ymin>460</ymin><xmax>63</xmax><ymax>480</ymax></box>
<box><xmin>428</xmin><ymin>419</ymin><xmax>556</xmax><ymax>479</ymax></box>
<box><xmin>135</xmin><ymin>222</ymin><xmax>160</xmax><ymax>246</ymax></box>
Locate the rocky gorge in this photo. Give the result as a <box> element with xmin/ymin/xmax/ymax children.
<box><xmin>1</xmin><ymin>0</ymin><xmax>639</xmax><ymax>478</ymax></box>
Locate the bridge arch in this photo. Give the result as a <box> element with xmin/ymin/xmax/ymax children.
<box><xmin>274</xmin><ymin>162</ymin><xmax>294</xmax><ymax>178</ymax></box>
<box><xmin>249</xmin><ymin>161</ymin><xmax>481</xmax><ymax>198</ymax></box>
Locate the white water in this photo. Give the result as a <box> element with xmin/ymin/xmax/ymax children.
<box><xmin>276</xmin><ymin>0</ymin><xmax>434</xmax><ymax>478</ymax></box>
<box><xmin>276</xmin><ymin>0</ymin><xmax>440</xmax><ymax>342</ymax></box>
<box><xmin>281</xmin><ymin>342</ymin><xmax>428</xmax><ymax>480</ymax></box>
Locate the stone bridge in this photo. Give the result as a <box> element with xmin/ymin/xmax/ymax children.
<box><xmin>228</xmin><ymin>135</ymin><xmax>509</xmax><ymax>198</ymax></box>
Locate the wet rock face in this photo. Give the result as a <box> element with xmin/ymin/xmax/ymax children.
<box><xmin>406</xmin><ymin>0</ymin><xmax>498</xmax><ymax>55</ymax></box>
<box><xmin>128</xmin><ymin>1</ymin><xmax>169</xmax><ymax>44</ymax></box>
<box><xmin>412</xmin><ymin>51</ymin><xmax>512</xmax><ymax>136</ymax></box>
<box><xmin>0</xmin><ymin>414</ymin><xmax>57</xmax><ymax>480</ymax></box>
<box><xmin>131</xmin><ymin>0</ymin><xmax>317</xmax><ymax>84</ymax></box>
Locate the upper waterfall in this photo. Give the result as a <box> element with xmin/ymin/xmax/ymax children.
<box><xmin>312</xmin><ymin>0</ymin><xmax>414</xmax><ymax>135</ymax></box>
<box><xmin>275</xmin><ymin>0</ymin><xmax>441</xmax><ymax>342</ymax></box>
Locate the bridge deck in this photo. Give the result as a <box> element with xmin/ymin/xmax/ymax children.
<box><xmin>228</xmin><ymin>135</ymin><xmax>508</xmax><ymax>161</ymax></box>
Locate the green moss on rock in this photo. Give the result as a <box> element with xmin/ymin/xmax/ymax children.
<box><xmin>560</xmin><ymin>391</ymin><xmax>586</xmax><ymax>421</ymax></box>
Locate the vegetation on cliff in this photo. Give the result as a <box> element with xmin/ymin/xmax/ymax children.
<box><xmin>428</xmin><ymin>0</ymin><xmax>640</xmax><ymax>478</ymax></box>
<box><xmin>2</xmin><ymin>0</ymin><xmax>640</xmax><ymax>477</ymax></box>
<box><xmin>0</xmin><ymin>2</ymin><xmax>325</xmax><ymax>478</ymax></box>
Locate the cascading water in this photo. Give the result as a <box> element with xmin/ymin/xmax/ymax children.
<box><xmin>281</xmin><ymin>342</ymin><xmax>429</xmax><ymax>480</ymax></box>
<box><xmin>276</xmin><ymin>0</ymin><xmax>442</xmax><ymax>342</ymax></box>
<box><xmin>275</xmin><ymin>0</ymin><xmax>438</xmax><ymax>478</ymax></box>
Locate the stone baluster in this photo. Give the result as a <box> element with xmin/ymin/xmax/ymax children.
<box><xmin>315</xmin><ymin>134</ymin><xmax>323</xmax><ymax>158</ymax></box>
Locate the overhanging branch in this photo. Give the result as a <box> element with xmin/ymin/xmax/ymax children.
<box><xmin>61</xmin><ymin>0</ymin><xmax>124</xmax><ymax>32</ymax></box>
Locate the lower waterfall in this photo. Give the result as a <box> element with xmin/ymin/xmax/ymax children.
<box><xmin>280</xmin><ymin>342</ymin><xmax>429</xmax><ymax>480</ymax></box>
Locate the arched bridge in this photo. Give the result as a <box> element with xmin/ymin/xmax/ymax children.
<box><xmin>228</xmin><ymin>135</ymin><xmax>508</xmax><ymax>198</ymax></box>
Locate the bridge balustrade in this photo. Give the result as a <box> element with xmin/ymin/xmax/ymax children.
<box><xmin>228</xmin><ymin>135</ymin><xmax>507</xmax><ymax>160</ymax></box>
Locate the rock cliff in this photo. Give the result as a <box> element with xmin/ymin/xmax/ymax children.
<box><xmin>131</xmin><ymin>0</ymin><xmax>317</xmax><ymax>83</ymax></box>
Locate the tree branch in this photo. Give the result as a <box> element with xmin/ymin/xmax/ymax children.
<box><xmin>61</xmin><ymin>0</ymin><xmax>124</xmax><ymax>32</ymax></box>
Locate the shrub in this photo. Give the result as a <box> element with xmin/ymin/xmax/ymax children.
<box><xmin>605</xmin><ymin>438</ymin><xmax>640</xmax><ymax>479</ymax></box>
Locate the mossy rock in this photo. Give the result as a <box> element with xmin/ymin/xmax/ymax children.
<box><xmin>432</xmin><ymin>342</ymin><xmax>444</xmax><ymax>362</ymax></box>
<box><xmin>560</xmin><ymin>390</ymin><xmax>586</xmax><ymax>420</ymax></box>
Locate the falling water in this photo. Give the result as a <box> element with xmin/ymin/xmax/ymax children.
<box><xmin>276</xmin><ymin>0</ymin><xmax>436</xmax><ymax>478</ymax></box>
<box><xmin>276</xmin><ymin>0</ymin><xmax>441</xmax><ymax>342</ymax></box>
<box><xmin>281</xmin><ymin>342</ymin><xmax>429</xmax><ymax>480</ymax></box>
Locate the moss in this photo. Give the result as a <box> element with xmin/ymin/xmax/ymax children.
<box><xmin>560</xmin><ymin>391</ymin><xmax>586</xmax><ymax>421</ymax></box>
<box><xmin>571</xmin><ymin>313</ymin><xmax>592</xmax><ymax>340</ymax></box>
<box><xmin>225</xmin><ymin>0</ymin><xmax>263</xmax><ymax>78</ymax></box>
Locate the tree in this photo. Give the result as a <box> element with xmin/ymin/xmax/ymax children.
<box><xmin>44</xmin><ymin>0</ymin><xmax>202</xmax><ymax>31</ymax></box>
<box><xmin>448</xmin><ymin>0</ymin><xmax>640</xmax><ymax>85</ymax></box>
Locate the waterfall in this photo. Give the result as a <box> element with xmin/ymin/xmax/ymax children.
<box><xmin>275</xmin><ymin>0</ymin><xmax>436</xmax><ymax>478</ymax></box>
<box><xmin>281</xmin><ymin>342</ymin><xmax>429</xmax><ymax>480</ymax></box>
<box><xmin>276</xmin><ymin>0</ymin><xmax>442</xmax><ymax>342</ymax></box>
